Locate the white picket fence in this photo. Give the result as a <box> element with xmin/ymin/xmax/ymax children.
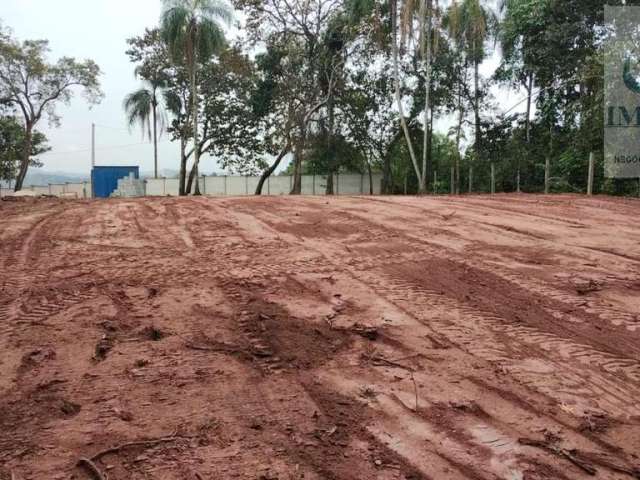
<box><xmin>0</xmin><ymin>173</ymin><xmax>382</xmax><ymax>198</ymax></box>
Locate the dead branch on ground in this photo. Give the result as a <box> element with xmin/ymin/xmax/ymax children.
<box><xmin>90</xmin><ymin>433</ymin><xmax>187</xmax><ymax>462</ymax></box>
<box><xmin>518</xmin><ymin>438</ymin><xmax>596</xmax><ymax>476</ymax></box>
<box><xmin>410</xmin><ymin>372</ymin><xmax>419</xmax><ymax>411</ymax></box>
<box><xmin>77</xmin><ymin>458</ymin><xmax>106</xmax><ymax>480</ymax></box>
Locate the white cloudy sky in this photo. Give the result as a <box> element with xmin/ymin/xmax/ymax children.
<box><xmin>2</xmin><ymin>0</ymin><xmax>530</xmax><ymax>176</ymax></box>
<box><xmin>2</xmin><ymin>0</ymin><xmax>190</xmax><ymax>175</ymax></box>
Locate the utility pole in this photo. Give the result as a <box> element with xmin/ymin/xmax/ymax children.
<box><xmin>91</xmin><ymin>123</ymin><xmax>96</xmax><ymax>168</ymax></box>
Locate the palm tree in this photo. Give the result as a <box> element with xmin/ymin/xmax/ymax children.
<box><xmin>447</xmin><ymin>0</ymin><xmax>494</xmax><ymax>192</ymax></box>
<box><xmin>391</xmin><ymin>0</ymin><xmax>421</xmax><ymax>192</ymax></box>
<box><xmin>123</xmin><ymin>79</ymin><xmax>167</xmax><ymax>179</ymax></box>
<box><xmin>160</xmin><ymin>0</ymin><xmax>232</xmax><ymax>195</ymax></box>
<box><xmin>392</xmin><ymin>0</ymin><xmax>437</xmax><ymax>194</ymax></box>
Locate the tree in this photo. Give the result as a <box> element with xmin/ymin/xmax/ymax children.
<box><xmin>447</xmin><ymin>0</ymin><xmax>495</xmax><ymax>192</ymax></box>
<box><xmin>0</xmin><ymin>115</ymin><xmax>49</xmax><ymax>183</ymax></box>
<box><xmin>160</xmin><ymin>0</ymin><xmax>232</xmax><ymax>195</ymax></box>
<box><xmin>389</xmin><ymin>0</ymin><xmax>437</xmax><ymax>194</ymax></box>
<box><xmin>124</xmin><ymin>79</ymin><xmax>167</xmax><ymax>179</ymax></box>
<box><xmin>127</xmin><ymin>28</ymin><xmax>192</xmax><ymax>195</ymax></box>
<box><xmin>341</xmin><ymin>50</ymin><xmax>399</xmax><ymax>194</ymax></box>
<box><xmin>234</xmin><ymin>0</ymin><xmax>346</xmax><ymax>194</ymax></box>
<box><xmin>0</xmin><ymin>27</ymin><xmax>102</xmax><ymax>191</ymax></box>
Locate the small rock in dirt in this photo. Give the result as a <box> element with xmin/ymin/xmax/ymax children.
<box><xmin>94</xmin><ymin>335</ymin><xmax>114</xmax><ymax>360</ymax></box>
<box><xmin>249</xmin><ymin>419</ymin><xmax>263</xmax><ymax>430</ymax></box>
<box><xmin>134</xmin><ymin>358</ymin><xmax>150</xmax><ymax>368</ymax></box>
<box><xmin>573</xmin><ymin>278</ymin><xmax>603</xmax><ymax>295</ymax></box>
<box><xmin>579</xmin><ymin>411</ymin><xmax>610</xmax><ymax>433</ymax></box>
<box><xmin>258</xmin><ymin>472</ymin><xmax>279</xmax><ymax>480</ymax></box>
<box><xmin>350</xmin><ymin>324</ymin><xmax>378</xmax><ymax>341</ymax></box>
<box><xmin>21</xmin><ymin>348</ymin><xmax>56</xmax><ymax>369</ymax></box>
<box><xmin>115</xmin><ymin>408</ymin><xmax>134</xmax><ymax>422</ymax></box>
<box><xmin>143</xmin><ymin>326</ymin><xmax>164</xmax><ymax>341</ymax></box>
<box><xmin>99</xmin><ymin>320</ymin><xmax>118</xmax><ymax>332</ymax></box>
<box><xmin>59</xmin><ymin>400</ymin><xmax>81</xmax><ymax>417</ymax></box>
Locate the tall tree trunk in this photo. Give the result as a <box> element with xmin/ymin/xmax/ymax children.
<box><xmin>191</xmin><ymin>61</ymin><xmax>201</xmax><ymax>196</ymax></box>
<box><xmin>519</xmin><ymin>72</ymin><xmax>533</xmax><ymax>193</ymax></box>
<box><xmin>326</xmin><ymin>170</ymin><xmax>334</xmax><ymax>194</ymax></box>
<box><xmin>14</xmin><ymin>123</ymin><xmax>33</xmax><ymax>192</ymax></box>
<box><xmin>179</xmin><ymin>137</ymin><xmax>187</xmax><ymax>196</ymax></box>
<box><xmin>152</xmin><ymin>100</ymin><xmax>159</xmax><ymax>179</ymax></box>
<box><xmin>545</xmin><ymin>124</ymin><xmax>553</xmax><ymax>194</ymax></box>
<box><xmin>290</xmin><ymin>130</ymin><xmax>305</xmax><ymax>195</ymax></box>
<box><xmin>525</xmin><ymin>73</ymin><xmax>533</xmax><ymax>145</ymax></box>
<box><xmin>367</xmin><ymin>158</ymin><xmax>374</xmax><ymax>195</ymax></box>
<box><xmin>426</xmin><ymin>104</ymin><xmax>434</xmax><ymax>192</ymax></box>
<box><xmin>473</xmin><ymin>50</ymin><xmax>481</xmax><ymax>166</ymax></box>
<box><xmin>186</xmin><ymin>163</ymin><xmax>196</xmax><ymax>194</ymax></box>
<box><xmin>420</xmin><ymin>0</ymin><xmax>433</xmax><ymax>194</ymax></box>
<box><xmin>382</xmin><ymin>148</ymin><xmax>392</xmax><ymax>194</ymax></box>
<box><xmin>256</xmin><ymin>141</ymin><xmax>291</xmax><ymax>195</ymax></box>
<box><xmin>455</xmin><ymin>83</ymin><xmax>464</xmax><ymax>195</ymax></box>
<box><xmin>325</xmin><ymin>94</ymin><xmax>336</xmax><ymax>195</ymax></box>
<box><xmin>391</xmin><ymin>0</ymin><xmax>421</xmax><ymax>190</ymax></box>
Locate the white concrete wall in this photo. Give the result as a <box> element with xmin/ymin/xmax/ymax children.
<box><xmin>227</xmin><ymin>176</ymin><xmax>249</xmax><ymax>195</ymax></box>
<box><xmin>145</xmin><ymin>178</ymin><xmax>165</xmax><ymax>196</ymax></box>
<box><xmin>267</xmin><ymin>175</ymin><xmax>291</xmax><ymax>195</ymax></box>
<box><xmin>203</xmin><ymin>176</ymin><xmax>226</xmax><ymax>195</ymax></box>
<box><xmin>8</xmin><ymin>173</ymin><xmax>384</xmax><ymax>198</ymax></box>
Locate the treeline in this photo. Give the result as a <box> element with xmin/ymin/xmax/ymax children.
<box><xmin>3</xmin><ymin>1</ymin><xmax>640</xmax><ymax>195</ymax></box>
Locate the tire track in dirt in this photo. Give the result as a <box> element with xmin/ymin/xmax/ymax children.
<box><xmin>329</xmin><ymin>201</ymin><xmax>640</xmax><ymax>353</ymax></box>
<box><xmin>4</xmin><ymin>196</ymin><xmax>640</xmax><ymax>480</ymax></box>
<box><xmin>227</xmin><ymin>198</ymin><xmax>640</xmax><ymax>421</ymax></box>
<box><xmin>215</xmin><ymin>198</ymin><xmax>639</xmax><ymax>479</ymax></box>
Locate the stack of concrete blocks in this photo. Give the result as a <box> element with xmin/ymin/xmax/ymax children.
<box><xmin>112</xmin><ymin>173</ymin><xmax>145</xmax><ymax>198</ymax></box>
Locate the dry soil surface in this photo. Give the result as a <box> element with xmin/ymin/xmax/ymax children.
<box><xmin>1</xmin><ymin>194</ymin><xmax>640</xmax><ymax>480</ymax></box>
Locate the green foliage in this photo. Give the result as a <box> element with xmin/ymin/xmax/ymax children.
<box><xmin>161</xmin><ymin>0</ymin><xmax>231</xmax><ymax>68</ymax></box>
<box><xmin>0</xmin><ymin>24</ymin><xmax>102</xmax><ymax>190</ymax></box>
<box><xmin>118</xmin><ymin>0</ymin><xmax>640</xmax><ymax>196</ymax></box>
<box><xmin>0</xmin><ymin>116</ymin><xmax>49</xmax><ymax>182</ymax></box>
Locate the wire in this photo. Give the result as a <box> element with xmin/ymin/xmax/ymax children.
<box><xmin>39</xmin><ymin>139</ymin><xmax>174</xmax><ymax>157</ymax></box>
<box><xmin>501</xmin><ymin>88</ymin><xmax>542</xmax><ymax>116</ymax></box>
<box><xmin>94</xmin><ymin>123</ymin><xmax>132</xmax><ymax>132</ymax></box>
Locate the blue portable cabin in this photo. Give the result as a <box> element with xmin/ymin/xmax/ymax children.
<box><xmin>91</xmin><ymin>166</ymin><xmax>140</xmax><ymax>198</ymax></box>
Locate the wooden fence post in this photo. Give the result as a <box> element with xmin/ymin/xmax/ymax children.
<box><xmin>587</xmin><ymin>152</ymin><xmax>594</xmax><ymax>196</ymax></box>
<box><xmin>544</xmin><ymin>157</ymin><xmax>550</xmax><ymax>194</ymax></box>
<box><xmin>450</xmin><ymin>166</ymin><xmax>455</xmax><ymax>195</ymax></box>
<box><xmin>491</xmin><ymin>163</ymin><xmax>496</xmax><ymax>194</ymax></box>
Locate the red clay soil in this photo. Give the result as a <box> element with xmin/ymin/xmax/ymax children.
<box><xmin>1</xmin><ymin>194</ymin><xmax>640</xmax><ymax>480</ymax></box>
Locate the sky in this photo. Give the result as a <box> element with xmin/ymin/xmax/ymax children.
<box><xmin>1</xmin><ymin>0</ymin><xmax>532</xmax><ymax>176</ymax></box>
<box><xmin>2</xmin><ymin>0</ymin><xmax>189</xmax><ymax>176</ymax></box>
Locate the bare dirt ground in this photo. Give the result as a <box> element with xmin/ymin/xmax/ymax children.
<box><xmin>1</xmin><ymin>194</ymin><xmax>640</xmax><ymax>480</ymax></box>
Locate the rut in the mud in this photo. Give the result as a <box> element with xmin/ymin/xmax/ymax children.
<box><xmin>1</xmin><ymin>194</ymin><xmax>639</xmax><ymax>480</ymax></box>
